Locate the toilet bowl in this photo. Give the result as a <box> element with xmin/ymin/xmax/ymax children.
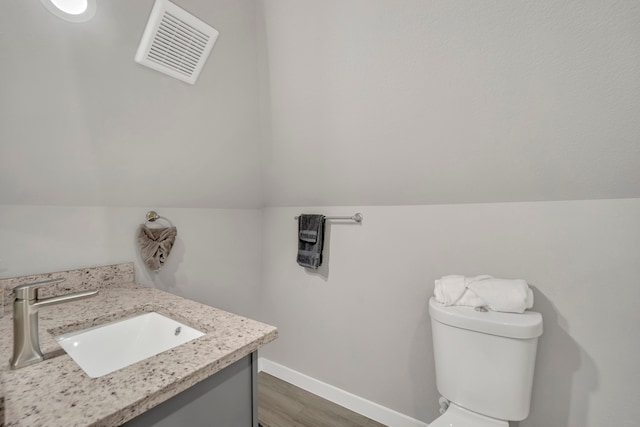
<box><xmin>430</xmin><ymin>402</ymin><xmax>507</xmax><ymax>427</ymax></box>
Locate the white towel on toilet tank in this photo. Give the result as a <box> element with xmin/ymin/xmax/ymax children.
<box><xmin>434</xmin><ymin>275</ymin><xmax>534</xmax><ymax>313</ymax></box>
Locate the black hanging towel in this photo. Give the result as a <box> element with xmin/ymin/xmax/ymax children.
<box><xmin>297</xmin><ymin>214</ymin><xmax>326</xmax><ymax>269</ymax></box>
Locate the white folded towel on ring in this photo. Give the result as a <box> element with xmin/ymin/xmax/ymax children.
<box><xmin>434</xmin><ymin>275</ymin><xmax>534</xmax><ymax>313</ymax></box>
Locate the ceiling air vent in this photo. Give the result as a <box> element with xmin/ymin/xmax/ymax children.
<box><xmin>135</xmin><ymin>0</ymin><xmax>219</xmax><ymax>84</ymax></box>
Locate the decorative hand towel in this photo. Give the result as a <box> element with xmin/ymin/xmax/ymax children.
<box><xmin>434</xmin><ymin>274</ymin><xmax>534</xmax><ymax>313</ymax></box>
<box><xmin>137</xmin><ymin>225</ymin><xmax>177</xmax><ymax>271</ymax></box>
<box><xmin>297</xmin><ymin>214</ymin><xmax>326</xmax><ymax>269</ymax></box>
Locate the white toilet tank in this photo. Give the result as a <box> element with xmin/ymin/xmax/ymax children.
<box><xmin>429</xmin><ymin>297</ymin><xmax>543</xmax><ymax>421</ymax></box>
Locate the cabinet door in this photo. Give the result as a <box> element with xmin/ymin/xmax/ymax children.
<box><xmin>124</xmin><ymin>352</ymin><xmax>257</xmax><ymax>427</ymax></box>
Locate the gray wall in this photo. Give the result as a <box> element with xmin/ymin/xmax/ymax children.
<box><xmin>259</xmin><ymin>200</ymin><xmax>640</xmax><ymax>426</ymax></box>
<box><xmin>0</xmin><ymin>205</ymin><xmax>263</xmax><ymax>318</ymax></box>
<box><xmin>254</xmin><ymin>4</ymin><xmax>640</xmax><ymax>423</ymax></box>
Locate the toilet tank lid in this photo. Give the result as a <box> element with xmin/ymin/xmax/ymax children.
<box><xmin>429</xmin><ymin>297</ymin><xmax>543</xmax><ymax>339</ymax></box>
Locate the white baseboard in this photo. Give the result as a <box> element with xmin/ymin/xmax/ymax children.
<box><xmin>258</xmin><ymin>358</ymin><xmax>428</xmax><ymax>427</ymax></box>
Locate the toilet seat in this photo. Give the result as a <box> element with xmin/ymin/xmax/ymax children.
<box><xmin>430</xmin><ymin>402</ymin><xmax>508</xmax><ymax>427</ymax></box>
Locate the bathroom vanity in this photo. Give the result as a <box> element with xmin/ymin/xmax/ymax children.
<box><xmin>0</xmin><ymin>263</ymin><xmax>277</xmax><ymax>427</ymax></box>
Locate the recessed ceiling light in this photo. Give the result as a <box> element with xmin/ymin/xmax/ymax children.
<box><xmin>40</xmin><ymin>0</ymin><xmax>97</xmax><ymax>23</ymax></box>
<box><xmin>51</xmin><ymin>0</ymin><xmax>88</xmax><ymax>15</ymax></box>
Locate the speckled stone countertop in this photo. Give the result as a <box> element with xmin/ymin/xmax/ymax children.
<box><xmin>0</xmin><ymin>264</ymin><xmax>277</xmax><ymax>427</ymax></box>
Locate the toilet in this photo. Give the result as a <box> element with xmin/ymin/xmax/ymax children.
<box><xmin>428</xmin><ymin>297</ymin><xmax>543</xmax><ymax>426</ymax></box>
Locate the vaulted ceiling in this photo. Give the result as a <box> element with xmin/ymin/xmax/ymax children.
<box><xmin>259</xmin><ymin>0</ymin><xmax>640</xmax><ymax>206</ymax></box>
<box><xmin>0</xmin><ymin>0</ymin><xmax>262</xmax><ymax>208</ymax></box>
<box><xmin>2</xmin><ymin>0</ymin><xmax>639</xmax><ymax>208</ymax></box>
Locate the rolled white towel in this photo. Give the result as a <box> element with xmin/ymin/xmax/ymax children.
<box><xmin>434</xmin><ymin>275</ymin><xmax>486</xmax><ymax>306</ymax></box>
<box><xmin>434</xmin><ymin>274</ymin><xmax>534</xmax><ymax>313</ymax></box>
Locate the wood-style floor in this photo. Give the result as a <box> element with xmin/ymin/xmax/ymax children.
<box><xmin>258</xmin><ymin>372</ymin><xmax>387</xmax><ymax>427</ymax></box>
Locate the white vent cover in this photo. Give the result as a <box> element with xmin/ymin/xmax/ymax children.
<box><xmin>135</xmin><ymin>0</ymin><xmax>219</xmax><ymax>84</ymax></box>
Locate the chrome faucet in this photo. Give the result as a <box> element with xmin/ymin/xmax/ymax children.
<box><xmin>10</xmin><ymin>278</ymin><xmax>99</xmax><ymax>370</ymax></box>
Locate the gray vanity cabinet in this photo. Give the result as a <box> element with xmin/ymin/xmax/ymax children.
<box><xmin>123</xmin><ymin>352</ymin><xmax>258</xmax><ymax>427</ymax></box>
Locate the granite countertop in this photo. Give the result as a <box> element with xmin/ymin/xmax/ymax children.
<box><xmin>0</xmin><ymin>283</ymin><xmax>278</xmax><ymax>427</ymax></box>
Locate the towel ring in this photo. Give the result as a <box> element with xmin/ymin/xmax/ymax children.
<box><xmin>144</xmin><ymin>211</ymin><xmax>174</xmax><ymax>227</ymax></box>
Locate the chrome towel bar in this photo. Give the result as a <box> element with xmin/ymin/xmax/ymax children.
<box><xmin>294</xmin><ymin>213</ymin><xmax>363</xmax><ymax>223</ymax></box>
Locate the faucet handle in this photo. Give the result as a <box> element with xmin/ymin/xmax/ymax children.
<box><xmin>13</xmin><ymin>278</ymin><xmax>66</xmax><ymax>300</ymax></box>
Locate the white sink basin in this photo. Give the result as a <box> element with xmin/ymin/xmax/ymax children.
<box><xmin>55</xmin><ymin>312</ymin><xmax>205</xmax><ymax>378</ymax></box>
